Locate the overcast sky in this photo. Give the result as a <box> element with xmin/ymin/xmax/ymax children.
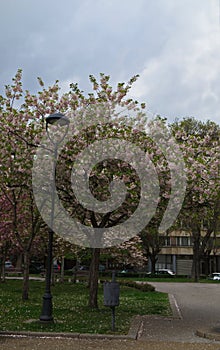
<box><xmin>1</xmin><ymin>0</ymin><xmax>220</xmax><ymax>124</ymax></box>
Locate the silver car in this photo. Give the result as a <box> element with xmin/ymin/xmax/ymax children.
<box><xmin>5</xmin><ymin>261</ymin><xmax>14</xmax><ymax>270</ymax></box>
<box><xmin>208</xmin><ymin>272</ymin><xmax>220</xmax><ymax>281</ymax></box>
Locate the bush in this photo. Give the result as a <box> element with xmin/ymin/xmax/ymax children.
<box><xmin>115</xmin><ymin>280</ymin><xmax>155</xmax><ymax>292</ymax></box>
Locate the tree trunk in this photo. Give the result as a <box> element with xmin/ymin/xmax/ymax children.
<box><xmin>72</xmin><ymin>260</ymin><xmax>79</xmax><ymax>284</ymax></box>
<box><xmin>22</xmin><ymin>250</ymin><xmax>30</xmax><ymax>300</ymax></box>
<box><xmin>0</xmin><ymin>254</ymin><xmax>6</xmax><ymax>283</ymax></box>
<box><xmin>60</xmin><ymin>256</ymin><xmax>65</xmax><ymax>283</ymax></box>
<box><xmin>213</xmin><ymin>254</ymin><xmax>217</xmax><ymax>273</ymax></box>
<box><xmin>192</xmin><ymin>237</ymin><xmax>200</xmax><ymax>282</ymax></box>
<box><xmin>16</xmin><ymin>253</ymin><xmax>23</xmax><ymax>269</ymax></box>
<box><xmin>0</xmin><ymin>259</ymin><xmax>2</xmax><ymax>282</ymax></box>
<box><xmin>88</xmin><ymin>248</ymin><xmax>100</xmax><ymax>308</ymax></box>
<box><xmin>203</xmin><ymin>254</ymin><xmax>211</xmax><ymax>276</ymax></box>
<box><xmin>149</xmin><ymin>254</ymin><xmax>158</xmax><ymax>274</ymax></box>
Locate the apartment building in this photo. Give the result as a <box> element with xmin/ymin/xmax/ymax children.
<box><xmin>153</xmin><ymin>230</ymin><xmax>220</xmax><ymax>276</ymax></box>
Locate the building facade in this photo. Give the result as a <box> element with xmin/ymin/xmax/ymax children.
<box><xmin>152</xmin><ymin>230</ymin><xmax>220</xmax><ymax>276</ymax></box>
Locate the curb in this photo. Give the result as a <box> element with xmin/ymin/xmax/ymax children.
<box><xmin>168</xmin><ymin>294</ymin><xmax>182</xmax><ymax>319</ymax></box>
<box><xmin>196</xmin><ymin>328</ymin><xmax>220</xmax><ymax>341</ymax></box>
<box><xmin>0</xmin><ymin>330</ymin><xmax>134</xmax><ymax>340</ymax></box>
<box><xmin>127</xmin><ymin>315</ymin><xmax>143</xmax><ymax>340</ymax></box>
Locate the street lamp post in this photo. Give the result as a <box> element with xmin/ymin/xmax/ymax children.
<box><xmin>40</xmin><ymin>112</ymin><xmax>70</xmax><ymax>323</ymax></box>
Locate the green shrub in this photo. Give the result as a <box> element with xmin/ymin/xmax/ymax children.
<box><xmin>117</xmin><ymin>280</ymin><xmax>155</xmax><ymax>292</ymax></box>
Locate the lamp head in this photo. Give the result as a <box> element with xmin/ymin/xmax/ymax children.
<box><xmin>46</xmin><ymin>113</ymin><xmax>70</xmax><ymax>127</ymax></box>
<box><xmin>45</xmin><ymin>113</ymin><xmax>70</xmax><ymax>145</ymax></box>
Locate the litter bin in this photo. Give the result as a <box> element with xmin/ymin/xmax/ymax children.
<box><xmin>104</xmin><ymin>281</ymin><xmax>120</xmax><ymax>307</ymax></box>
<box><xmin>103</xmin><ymin>273</ymin><xmax>119</xmax><ymax>331</ymax></box>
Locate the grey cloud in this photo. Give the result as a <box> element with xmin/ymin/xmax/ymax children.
<box><xmin>0</xmin><ymin>0</ymin><xmax>219</xmax><ymax>123</ymax></box>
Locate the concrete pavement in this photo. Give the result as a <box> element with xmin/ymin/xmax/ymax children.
<box><xmin>147</xmin><ymin>282</ymin><xmax>220</xmax><ymax>343</ymax></box>
<box><xmin>1</xmin><ymin>336</ymin><xmax>220</xmax><ymax>350</ymax></box>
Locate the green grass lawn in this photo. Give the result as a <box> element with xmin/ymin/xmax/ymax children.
<box><xmin>0</xmin><ymin>279</ymin><xmax>171</xmax><ymax>335</ymax></box>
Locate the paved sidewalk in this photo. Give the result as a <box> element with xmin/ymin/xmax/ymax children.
<box><xmin>142</xmin><ymin>282</ymin><xmax>220</xmax><ymax>344</ymax></box>
<box><xmin>1</xmin><ymin>335</ymin><xmax>220</xmax><ymax>350</ymax></box>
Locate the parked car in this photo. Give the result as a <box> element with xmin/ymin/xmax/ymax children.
<box><xmin>29</xmin><ymin>262</ymin><xmax>44</xmax><ymax>274</ymax></box>
<box><xmin>147</xmin><ymin>269</ymin><xmax>176</xmax><ymax>277</ymax></box>
<box><xmin>53</xmin><ymin>262</ymin><xmax>61</xmax><ymax>273</ymax></box>
<box><xmin>99</xmin><ymin>264</ymin><xmax>105</xmax><ymax>272</ymax></box>
<box><xmin>78</xmin><ymin>265</ymin><xmax>89</xmax><ymax>271</ymax></box>
<box><xmin>5</xmin><ymin>261</ymin><xmax>14</xmax><ymax>270</ymax></box>
<box><xmin>208</xmin><ymin>272</ymin><xmax>220</xmax><ymax>281</ymax></box>
<box><xmin>117</xmin><ymin>268</ymin><xmax>137</xmax><ymax>277</ymax></box>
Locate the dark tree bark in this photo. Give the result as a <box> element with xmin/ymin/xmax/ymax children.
<box><xmin>192</xmin><ymin>235</ymin><xmax>200</xmax><ymax>282</ymax></box>
<box><xmin>88</xmin><ymin>248</ymin><xmax>100</xmax><ymax>308</ymax></box>
<box><xmin>148</xmin><ymin>253</ymin><xmax>158</xmax><ymax>274</ymax></box>
<box><xmin>22</xmin><ymin>250</ymin><xmax>30</xmax><ymax>301</ymax></box>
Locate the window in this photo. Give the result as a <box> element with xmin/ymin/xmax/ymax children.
<box><xmin>176</xmin><ymin>236</ymin><xmax>192</xmax><ymax>247</ymax></box>
<box><xmin>182</xmin><ymin>237</ymin><xmax>189</xmax><ymax>246</ymax></box>
<box><xmin>164</xmin><ymin>237</ymin><xmax>171</xmax><ymax>246</ymax></box>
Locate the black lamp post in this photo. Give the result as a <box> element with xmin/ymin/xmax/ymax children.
<box><xmin>40</xmin><ymin>112</ymin><xmax>70</xmax><ymax>322</ymax></box>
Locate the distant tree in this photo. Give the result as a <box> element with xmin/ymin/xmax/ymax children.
<box><xmin>108</xmin><ymin>236</ymin><xmax>147</xmax><ymax>270</ymax></box>
<box><xmin>0</xmin><ymin>70</ymin><xmax>46</xmax><ymax>299</ymax></box>
<box><xmin>171</xmin><ymin>117</ymin><xmax>220</xmax><ymax>281</ymax></box>
<box><xmin>0</xmin><ymin>193</ymin><xmax>21</xmax><ymax>281</ymax></box>
<box><xmin>140</xmin><ymin>222</ymin><xmax>165</xmax><ymax>274</ymax></box>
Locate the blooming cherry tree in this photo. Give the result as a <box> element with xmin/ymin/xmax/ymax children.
<box><xmin>171</xmin><ymin>118</ymin><xmax>220</xmax><ymax>280</ymax></box>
